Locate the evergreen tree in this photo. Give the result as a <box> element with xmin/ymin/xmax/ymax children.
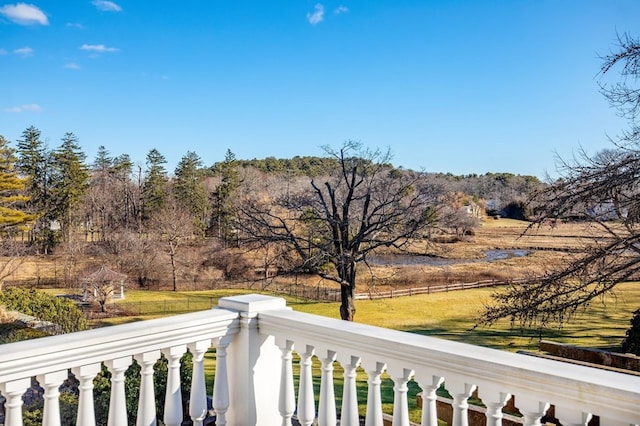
<box><xmin>51</xmin><ymin>133</ymin><xmax>90</xmax><ymax>242</ymax></box>
<box><xmin>16</xmin><ymin>126</ymin><xmax>48</xmax><ymax>208</ymax></box>
<box><xmin>211</xmin><ymin>149</ymin><xmax>240</xmax><ymax>243</ymax></box>
<box><xmin>93</xmin><ymin>145</ymin><xmax>113</xmax><ymax>174</ymax></box>
<box><xmin>173</xmin><ymin>151</ymin><xmax>208</xmax><ymax>234</ymax></box>
<box><xmin>16</xmin><ymin>126</ymin><xmax>55</xmax><ymax>252</ymax></box>
<box><xmin>112</xmin><ymin>154</ymin><xmax>137</xmax><ymax>231</ymax></box>
<box><xmin>0</xmin><ymin>135</ymin><xmax>34</xmax><ymax>230</ymax></box>
<box><xmin>88</xmin><ymin>146</ymin><xmax>115</xmax><ymax>241</ymax></box>
<box><xmin>141</xmin><ymin>148</ymin><xmax>168</xmax><ymax>222</ymax></box>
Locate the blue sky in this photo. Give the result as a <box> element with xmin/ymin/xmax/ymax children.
<box><xmin>0</xmin><ymin>1</ymin><xmax>638</xmax><ymax>178</ymax></box>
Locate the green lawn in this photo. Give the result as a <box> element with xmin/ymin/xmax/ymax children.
<box><xmin>90</xmin><ymin>283</ymin><xmax>640</xmax><ymax>350</ymax></box>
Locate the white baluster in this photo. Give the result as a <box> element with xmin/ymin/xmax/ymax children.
<box><xmin>0</xmin><ymin>378</ymin><xmax>30</xmax><ymax>426</ymax></box>
<box><xmin>162</xmin><ymin>345</ymin><xmax>187</xmax><ymax>426</ymax></box>
<box><xmin>36</xmin><ymin>370</ymin><xmax>67</xmax><ymax>426</ymax></box>
<box><xmin>362</xmin><ymin>360</ymin><xmax>387</xmax><ymax>426</ymax></box>
<box><xmin>387</xmin><ymin>367</ymin><xmax>414</xmax><ymax>426</ymax></box>
<box><xmin>413</xmin><ymin>373</ymin><xmax>443</xmax><ymax>426</ymax></box>
<box><xmin>338</xmin><ymin>355</ymin><xmax>361</xmax><ymax>426</ymax></box>
<box><xmin>71</xmin><ymin>363</ymin><xmax>101</xmax><ymax>426</ymax></box>
<box><xmin>518</xmin><ymin>400</ymin><xmax>550</xmax><ymax>426</ymax></box>
<box><xmin>318</xmin><ymin>349</ymin><xmax>337</xmax><ymax>426</ymax></box>
<box><xmin>297</xmin><ymin>345</ymin><xmax>316</xmax><ymax>426</ymax></box>
<box><xmin>105</xmin><ymin>356</ymin><xmax>133</xmax><ymax>426</ymax></box>
<box><xmin>212</xmin><ymin>336</ymin><xmax>231</xmax><ymax>426</ymax></box>
<box><xmin>445</xmin><ymin>378</ymin><xmax>476</xmax><ymax>426</ymax></box>
<box><xmin>188</xmin><ymin>340</ymin><xmax>212</xmax><ymax>426</ymax></box>
<box><xmin>276</xmin><ymin>338</ymin><xmax>295</xmax><ymax>425</ymax></box>
<box><xmin>555</xmin><ymin>406</ymin><xmax>593</xmax><ymax>426</ymax></box>
<box><xmin>476</xmin><ymin>386</ymin><xmax>511</xmax><ymax>426</ymax></box>
<box><xmin>133</xmin><ymin>350</ymin><xmax>160</xmax><ymax>426</ymax></box>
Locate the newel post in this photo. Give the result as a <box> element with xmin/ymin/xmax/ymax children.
<box><xmin>218</xmin><ymin>294</ymin><xmax>289</xmax><ymax>426</ymax></box>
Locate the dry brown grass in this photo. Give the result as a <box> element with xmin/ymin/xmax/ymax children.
<box><xmin>0</xmin><ymin>305</ymin><xmax>16</xmax><ymax>323</ymax></box>
<box><xmin>352</xmin><ymin>218</ymin><xmax>601</xmax><ymax>293</ymax></box>
<box><xmin>0</xmin><ymin>218</ymin><xmax>607</xmax><ymax>293</ymax></box>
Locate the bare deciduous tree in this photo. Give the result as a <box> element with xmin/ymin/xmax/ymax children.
<box><xmin>481</xmin><ymin>33</ymin><xmax>640</xmax><ymax>329</ymax></box>
<box><xmin>149</xmin><ymin>193</ymin><xmax>199</xmax><ymax>291</ymax></box>
<box><xmin>238</xmin><ymin>141</ymin><xmax>439</xmax><ymax>321</ymax></box>
<box><xmin>0</xmin><ymin>237</ymin><xmax>27</xmax><ymax>292</ymax></box>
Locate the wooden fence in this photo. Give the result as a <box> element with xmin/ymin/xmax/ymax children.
<box><xmin>273</xmin><ymin>277</ymin><xmax>531</xmax><ymax>302</ymax></box>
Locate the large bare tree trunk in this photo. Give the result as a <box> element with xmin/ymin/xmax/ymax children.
<box><xmin>340</xmin><ymin>283</ymin><xmax>356</xmax><ymax>321</ymax></box>
<box><xmin>339</xmin><ymin>264</ymin><xmax>357</xmax><ymax>321</ymax></box>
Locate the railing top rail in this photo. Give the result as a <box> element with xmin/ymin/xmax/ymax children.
<box><xmin>258</xmin><ymin>307</ymin><xmax>640</xmax><ymax>419</ymax></box>
<box><xmin>0</xmin><ymin>307</ymin><xmax>240</xmax><ymax>383</ymax></box>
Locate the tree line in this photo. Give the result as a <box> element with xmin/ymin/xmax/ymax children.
<box><xmin>0</xmin><ymin>129</ymin><xmax>539</xmax><ymax>276</ymax></box>
<box><xmin>0</xmin><ymin>128</ymin><xmax>544</xmax><ymax>320</ymax></box>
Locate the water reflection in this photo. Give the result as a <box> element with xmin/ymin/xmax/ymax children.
<box><xmin>368</xmin><ymin>249</ymin><xmax>530</xmax><ymax>266</ymax></box>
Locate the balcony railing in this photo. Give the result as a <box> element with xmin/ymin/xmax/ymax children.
<box><xmin>0</xmin><ymin>294</ymin><xmax>638</xmax><ymax>426</ymax></box>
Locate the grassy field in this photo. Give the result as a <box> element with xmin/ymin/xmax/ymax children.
<box><xmin>91</xmin><ymin>281</ymin><xmax>639</xmax><ymax>352</ymax></box>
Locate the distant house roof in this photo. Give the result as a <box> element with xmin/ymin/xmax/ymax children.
<box><xmin>85</xmin><ymin>266</ymin><xmax>127</xmax><ymax>283</ymax></box>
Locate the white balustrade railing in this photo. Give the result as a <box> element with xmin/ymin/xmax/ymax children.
<box><xmin>0</xmin><ymin>294</ymin><xmax>638</xmax><ymax>426</ymax></box>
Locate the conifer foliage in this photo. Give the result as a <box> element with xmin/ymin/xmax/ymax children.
<box><xmin>0</xmin><ymin>135</ymin><xmax>33</xmax><ymax>230</ymax></box>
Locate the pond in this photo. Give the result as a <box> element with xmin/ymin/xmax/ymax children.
<box><xmin>367</xmin><ymin>249</ymin><xmax>530</xmax><ymax>266</ymax></box>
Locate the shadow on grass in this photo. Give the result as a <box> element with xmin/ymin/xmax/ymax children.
<box><xmin>406</xmin><ymin>322</ymin><xmax>566</xmax><ymax>352</ymax></box>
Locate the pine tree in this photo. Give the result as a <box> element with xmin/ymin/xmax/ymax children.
<box><xmin>16</xmin><ymin>126</ymin><xmax>54</xmax><ymax>252</ymax></box>
<box><xmin>211</xmin><ymin>149</ymin><xmax>240</xmax><ymax>243</ymax></box>
<box><xmin>0</xmin><ymin>136</ymin><xmax>33</xmax><ymax>230</ymax></box>
<box><xmin>112</xmin><ymin>154</ymin><xmax>137</xmax><ymax>232</ymax></box>
<box><xmin>16</xmin><ymin>126</ymin><xmax>48</xmax><ymax>210</ymax></box>
<box><xmin>173</xmin><ymin>151</ymin><xmax>208</xmax><ymax>235</ymax></box>
<box><xmin>51</xmin><ymin>133</ymin><xmax>90</xmax><ymax>242</ymax></box>
<box><xmin>141</xmin><ymin>148</ymin><xmax>168</xmax><ymax>222</ymax></box>
<box><xmin>88</xmin><ymin>146</ymin><xmax>114</xmax><ymax>241</ymax></box>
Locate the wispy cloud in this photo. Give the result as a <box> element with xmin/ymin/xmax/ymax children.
<box><xmin>3</xmin><ymin>104</ymin><xmax>42</xmax><ymax>113</ymax></box>
<box><xmin>80</xmin><ymin>43</ymin><xmax>119</xmax><ymax>53</ymax></box>
<box><xmin>0</xmin><ymin>49</ymin><xmax>7</xmax><ymax>55</ymax></box>
<box><xmin>66</xmin><ymin>22</ymin><xmax>85</xmax><ymax>29</ymax></box>
<box><xmin>0</xmin><ymin>3</ymin><xmax>48</xmax><ymax>25</ymax></box>
<box><xmin>64</xmin><ymin>62</ymin><xmax>80</xmax><ymax>69</ymax></box>
<box><xmin>14</xmin><ymin>46</ymin><xmax>33</xmax><ymax>57</ymax></box>
<box><xmin>92</xmin><ymin>0</ymin><xmax>122</xmax><ymax>12</ymax></box>
<box><xmin>307</xmin><ymin>3</ymin><xmax>324</xmax><ymax>25</ymax></box>
<box><xmin>334</xmin><ymin>5</ymin><xmax>349</xmax><ymax>15</ymax></box>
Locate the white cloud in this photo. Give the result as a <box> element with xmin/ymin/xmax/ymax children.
<box><xmin>3</xmin><ymin>104</ymin><xmax>42</xmax><ymax>113</ymax></box>
<box><xmin>307</xmin><ymin>3</ymin><xmax>324</xmax><ymax>25</ymax></box>
<box><xmin>334</xmin><ymin>5</ymin><xmax>349</xmax><ymax>14</ymax></box>
<box><xmin>80</xmin><ymin>43</ymin><xmax>119</xmax><ymax>53</ymax></box>
<box><xmin>0</xmin><ymin>3</ymin><xmax>48</xmax><ymax>25</ymax></box>
<box><xmin>64</xmin><ymin>62</ymin><xmax>80</xmax><ymax>69</ymax></box>
<box><xmin>92</xmin><ymin>0</ymin><xmax>122</xmax><ymax>12</ymax></box>
<box><xmin>14</xmin><ymin>46</ymin><xmax>33</xmax><ymax>57</ymax></box>
<box><xmin>66</xmin><ymin>22</ymin><xmax>85</xmax><ymax>29</ymax></box>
